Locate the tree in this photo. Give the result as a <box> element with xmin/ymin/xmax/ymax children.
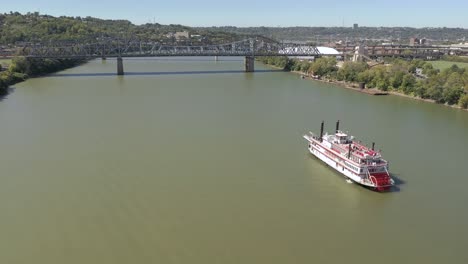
<box><xmin>414</xmin><ymin>81</ymin><xmax>428</xmax><ymax>98</ymax></box>
<box><xmin>400</xmin><ymin>74</ymin><xmax>416</xmax><ymax>94</ymax></box>
<box><xmin>366</xmin><ymin>65</ymin><xmax>389</xmax><ymax>90</ymax></box>
<box><xmin>300</xmin><ymin>60</ymin><xmax>310</xmax><ymax>73</ymax></box>
<box><xmin>390</xmin><ymin>71</ymin><xmax>404</xmax><ymax>90</ymax></box>
<box><xmin>357</xmin><ymin>70</ymin><xmax>373</xmax><ymax>84</ymax></box>
<box><xmin>422</xmin><ymin>63</ymin><xmax>436</xmax><ymax>75</ymax></box>
<box><xmin>337</xmin><ymin>61</ymin><xmax>368</xmax><ymax>82</ymax></box>
<box><xmin>9</xmin><ymin>57</ymin><xmax>29</xmax><ymax>74</ymax></box>
<box><xmin>443</xmin><ymin>87</ymin><xmax>464</xmax><ymax>105</ymax></box>
<box><xmin>444</xmin><ymin>72</ymin><xmax>465</xmax><ymax>90</ymax></box>
<box><xmin>376</xmin><ymin>78</ymin><xmax>390</xmax><ymax>91</ymax></box>
<box><xmin>427</xmin><ymin>85</ymin><xmax>445</xmax><ymax>103</ymax></box>
<box><xmin>459</xmin><ymin>94</ymin><xmax>468</xmax><ymax>109</ymax></box>
<box><xmin>309</xmin><ymin>57</ymin><xmax>337</xmax><ymax>77</ymax></box>
<box><xmin>0</xmin><ymin>81</ymin><xmax>5</xmax><ymax>90</ymax></box>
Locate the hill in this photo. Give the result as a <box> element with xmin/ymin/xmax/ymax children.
<box><xmin>0</xmin><ymin>12</ymin><xmax>243</xmax><ymax>45</ymax></box>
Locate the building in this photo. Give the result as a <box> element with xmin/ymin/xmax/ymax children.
<box><xmin>353</xmin><ymin>23</ymin><xmax>358</xmax><ymax>30</ymax></box>
<box><xmin>352</xmin><ymin>45</ymin><xmax>368</xmax><ymax>62</ymax></box>
<box><xmin>174</xmin><ymin>31</ymin><xmax>190</xmax><ymax>41</ymax></box>
<box><xmin>409</xmin><ymin>37</ymin><xmax>419</xmax><ymax>46</ymax></box>
<box><xmin>410</xmin><ymin>38</ymin><xmax>427</xmax><ymax>45</ymax></box>
<box><xmin>165</xmin><ymin>31</ymin><xmax>191</xmax><ymax>42</ymax></box>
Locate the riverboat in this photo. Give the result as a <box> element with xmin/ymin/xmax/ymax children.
<box><xmin>303</xmin><ymin>121</ymin><xmax>394</xmax><ymax>192</ymax></box>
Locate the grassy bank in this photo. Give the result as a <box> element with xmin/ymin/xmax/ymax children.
<box><xmin>0</xmin><ymin>58</ymin><xmax>11</xmax><ymax>72</ymax></box>
<box><xmin>430</xmin><ymin>61</ymin><xmax>468</xmax><ymax>70</ymax></box>
<box><xmin>0</xmin><ymin>58</ymin><xmax>11</xmax><ymax>65</ymax></box>
<box><xmin>0</xmin><ymin>57</ymin><xmax>86</xmax><ymax>94</ymax></box>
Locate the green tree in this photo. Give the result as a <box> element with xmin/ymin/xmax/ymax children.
<box><xmin>309</xmin><ymin>57</ymin><xmax>337</xmax><ymax>77</ymax></box>
<box><xmin>459</xmin><ymin>94</ymin><xmax>468</xmax><ymax>109</ymax></box>
<box><xmin>357</xmin><ymin>70</ymin><xmax>373</xmax><ymax>85</ymax></box>
<box><xmin>443</xmin><ymin>87</ymin><xmax>464</xmax><ymax>105</ymax></box>
<box><xmin>337</xmin><ymin>61</ymin><xmax>368</xmax><ymax>82</ymax></box>
<box><xmin>400</xmin><ymin>74</ymin><xmax>416</xmax><ymax>94</ymax></box>
<box><xmin>390</xmin><ymin>71</ymin><xmax>404</xmax><ymax>90</ymax></box>
<box><xmin>300</xmin><ymin>60</ymin><xmax>311</xmax><ymax>73</ymax></box>
<box><xmin>414</xmin><ymin>81</ymin><xmax>428</xmax><ymax>98</ymax></box>
<box><xmin>366</xmin><ymin>65</ymin><xmax>389</xmax><ymax>91</ymax></box>
<box><xmin>427</xmin><ymin>85</ymin><xmax>445</xmax><ymax>103</ymax></box>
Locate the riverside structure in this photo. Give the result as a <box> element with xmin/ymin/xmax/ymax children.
<box><xmin>12</xmin><ymin>38</ymin><xmax>341</xmax><ymax>75</ymax></box>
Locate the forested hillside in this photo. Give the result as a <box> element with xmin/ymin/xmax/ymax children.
<box><xmin>0</xmin><ymin>12</ymin><xmax>242</xmax><ymax>44</ymax></box>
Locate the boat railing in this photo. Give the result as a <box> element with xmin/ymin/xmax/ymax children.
<box><xmin>303</xmin><ymin>132</ymin><xmax>319</xmax><ymax>142</ymax></box>
<box><xmin>383</xmin><ymin>166</ymin><xmax>392</xmax><ymax>179</ymax></box>
<box><xmin>307</xmin><ymin>132</ymin><xmax>321</xmax><ymax>140</ymax></box>
<box><xmin>365</xmin><ymin>168</ymin><xmax>373</xmax><ymax>185</ymax></box>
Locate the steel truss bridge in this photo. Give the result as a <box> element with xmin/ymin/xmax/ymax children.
<box><xmin>12</xmin><ymin>38</ymin><xmax>339</xmax><ymax>74</ymax></box>
<box><xmin>16</xmin><ymin>38</ymin><xmax>331</xmax><ymax>59</ymax></box>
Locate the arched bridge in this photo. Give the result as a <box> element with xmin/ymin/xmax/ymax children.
<box><xmin>14</xmin><ymin>38</ymin><xmax>340</xmax><ymax>75</ymax></box>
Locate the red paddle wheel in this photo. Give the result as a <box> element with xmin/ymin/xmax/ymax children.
<box><xmin>370</xmin><ymin>173</ymin><xmax>392</xmax><ymax>192</ymax></box>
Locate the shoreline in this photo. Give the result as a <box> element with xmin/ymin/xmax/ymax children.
<box><xmin>291</xmin><ymin>70</ymin><xmax>389</xmax><ymax>96</ymax></box>
<box><xmin>263</xmin><ymin>63</ymin><xmax>467</xmax><ymax>112</ymax></box>
<box><xmin>0</xmin><ymin>57</ymin><xmax>88</xmax><ymax>96</ymax></box>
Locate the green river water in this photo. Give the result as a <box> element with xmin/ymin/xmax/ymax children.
<box><xmin>0</xmin><ymin>57</ymin><xmax>467</xmax><ymax>263</ymax></box>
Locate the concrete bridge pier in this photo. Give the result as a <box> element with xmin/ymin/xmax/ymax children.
<box><xmin>215</xmin><ymin>56</ymin><xmax>219</xmax><ymax>61</ymax></box>
<box><xmin>117</xmin><ymin>57</ymin><xmax>124</xmax><ymax>75</ymax></box>
<box><xmin>244</xmin><ymin>56</ymin><xmax>254</xmax><ymax>72</ymax></box>
<box><xmin>101</xmin><ymin>50</ymin><xmax>107</xmax><ymax>62</ymax></box>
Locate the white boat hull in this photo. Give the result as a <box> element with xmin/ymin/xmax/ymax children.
<box><xmin>307</xmin><ymin>145</ymin><xmax>385</xmax><ymax>189</ymax></box>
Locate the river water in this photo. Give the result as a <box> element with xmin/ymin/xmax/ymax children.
<box><xmin>1</xmin><ymin>57</ymin><xmax>467</xmax><ymax>264</ymax></box>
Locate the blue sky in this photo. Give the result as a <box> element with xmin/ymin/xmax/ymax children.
<box><xmin>1</xmin><ymin>0</ymin><xmax>467</xmax><ymax>28</ymax></box>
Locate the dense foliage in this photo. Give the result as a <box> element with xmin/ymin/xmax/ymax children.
<box><xmin>0</xmin><ymin>57</ymin><xmax>85</xmax><ymax>92</ymax></box>
<box><xmin>0</xmin><ymin>12</ymin><xmax>242</xmax><ymax>45</ymax></box>
<box><xmin>259</xmin><ymin>57</ymin><xmax>468</xmax><ymax>108</ymax></box>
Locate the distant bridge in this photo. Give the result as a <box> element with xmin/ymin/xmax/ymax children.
<box><xmin>9</xmin><ymin>38</ymin><xmax>340</xmax><ymax>75</ymax></box>
<box><xmin>15</xmin><ymin>38</ymin><xmax>335</xmax><ymax>58</ymax></box>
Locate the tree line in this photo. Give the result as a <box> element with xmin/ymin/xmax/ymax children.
<box><xmin>0</xmin><ymin>57</ymin><xmax>85</xmax><ymax>94</ymax></box>
<box><xmin>258</xmin><ymin>56</ymin><xmax>468</xmax><ymax>109</ymax></box>
<box><xmin>0</xmin><ymin>12</ymin><xmax>243</xmax><ymax>45</ymax></box>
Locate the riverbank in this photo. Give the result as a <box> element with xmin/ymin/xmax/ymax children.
<box><xmin>0</xmin><ymin>57</ymin><xmax>87</xmax><ymax>95</ymax></box>
<box><xmin>291</xmin><ymin>69</ymin><xmax>468</xmax><ymax>111</ymax></box>
<box><xmin>292</xmin><ymin>71</ymin><xmax>389</xmax><ymax>95</ymax></box>
<box><xmin>267</xmin><ymin>64</ymin><xmax>379</xmax><ymax>94</ymax></box>
<box><xmin>266</xmin><ymin>64</ymin><xmax>391</xmax><ymax>96</ymax></box>
<box><xmin>258</xmin><ymin>56</ymin><xmax>468</xmax><ymax>111</ymax></box>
